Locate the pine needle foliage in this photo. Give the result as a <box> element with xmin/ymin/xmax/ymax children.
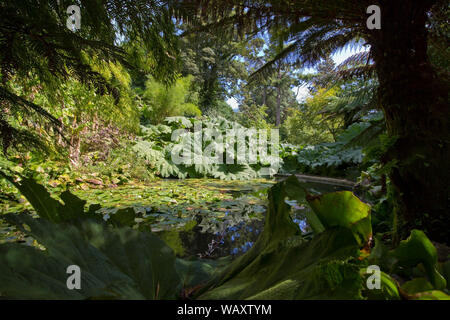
<box><xmin>0</xmin><ymin>0</ymin><xmax>182</xmax><ymax>153</ymax></box>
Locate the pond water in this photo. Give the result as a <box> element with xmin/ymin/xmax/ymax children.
<box><xmin>0</xmin><ymin>176</ymin><xmax>354</xmax><ymax>259</ymax></box>
<box><xmin>193</xmin><ymin>177</ymin><xmax>354</xmax><ymax>259</ymax></box>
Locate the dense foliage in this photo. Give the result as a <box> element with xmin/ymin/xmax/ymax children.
<box><xmin>0</xmin><ymin>174</ymin><xmax>448</xmax><ymax>299</ymax></box>
<box><xmin>0</xmin><ymin>0</ymin><xmax>448</xmax><ymax>301</ymax></box>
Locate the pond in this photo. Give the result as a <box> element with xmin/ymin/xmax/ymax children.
<box><xmin>0</xmin><ymin>175</ymin><xmax>354</xmax><ymax>259</ymax></box>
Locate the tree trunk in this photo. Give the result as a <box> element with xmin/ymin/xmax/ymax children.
<box><xmin>262</xmin><ymin>85</ymin><xmax>267</xmax><ymax>106</ymax></box>
<box><xmin>275</xmin><ymin>69</ymin><xmax>282</xmax><ymax>126</ymax></box>
<box><xmin>276</xmin><ymin>86</ymin><xmax>281</xmax><ymax>126</ymax></box>
<box><xmin>369</xmin><ymin>0</ymin><xmax>449</xmax><ymax>244</ymax></box>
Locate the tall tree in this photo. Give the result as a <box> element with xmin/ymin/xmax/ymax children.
<box><xmin>238</xmin><ymin>40</ymin><xmax>300</xmax><ymax>126</ymax></box>
<box><xmin>179</xmin><ymin>28</ymin><xmax>246</xmax><ymax>115</ymax></box>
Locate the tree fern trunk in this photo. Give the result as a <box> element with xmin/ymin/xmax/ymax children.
<box><xmin>369</xmin><ymin>0</ymin><xmax>449</xmax><ymax>244</ymax></box>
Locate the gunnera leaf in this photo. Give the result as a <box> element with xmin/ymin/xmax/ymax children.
<box><xmin>0</xmin><ymin>213</ymin><xmax>181</xmax><ymax>299</ymax></box>
<box><xmin>1</xmin><ymin>173</ymin><xmax>101</xmax><ymax>223</ymax></box>
<box><xmin>306</xmin><ymin>190</ymin><xmax>372</xmax><ymax>246</ymax></box>
<box><xmin>389</xmin><ymin>229</ymin><xmax>446</xmax><ymax>289</ymax></box>
<box><xmin>360</xmin><ymin>268</ymin><xmax>401</xmax><ymax>300</ymax></box>
<box><xmin>195</xmin><ymin>177</ymin><xmax>363</xmax><ymax>300</ymax></box>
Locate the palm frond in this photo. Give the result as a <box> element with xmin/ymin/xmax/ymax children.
<box><xmin>343</xmin><ymin>119</ymin><xmax>385</xmax><ymax>150</ymax></box>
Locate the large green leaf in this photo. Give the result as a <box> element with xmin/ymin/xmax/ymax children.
<box><xmin>306</xmin><ymin>190</ymin><xmax>372</xmax><ymax>246</ymax></box>
<box><xmin>2</xmin><ymin>173</ymin><xmax>70</xmax><ymax>222</ymax></box>
<box><xmin>0</xmin><ymin>214</ymin><xmax>181</xmax><ymax>299</ymax></box>
<box><xmin>197</xmin><ymin>227</ymin><xmax>363</xmax><ymax>300</ymax></box>
<box><xmin>273</xmin><ymin>175</ymin><xmax>325</xmax><ymax>233</ymax></box>
<box><xmin>1</xmin><ymin>173</ymin><xmax>100</xmax><ymax>223</ymax></box>
<box><xmin>175</xmin><ymin>257</ymin><xmax>231</xmax><ymax>290</ymax></box>
<box><xmin>273</xmin><ymin>175</ymin><xmax>371</xmax><ymax>245</ymax></box>
<box><xmin>195</xmin><ymin>177</ymin><xmax>364</xmax><ymax>300</ymax></box>
<box><xmin>359</xmin><ymin>268</ymin><xmax>401</xmax><ymax>300</ymax></box>
<box><xmin>389</xmin><ymin>230</ymin><xmax>447</xmax><ymax>289</ymax></box>
<box><xmin>133</xmin><ymin>116</ymin><xmax>283</xmax><ymax>180</ymax></box>
<box><xmin>368</xmin><ymin>231</ymin><xmax>448</xmax><ymax>299</ymax></box>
